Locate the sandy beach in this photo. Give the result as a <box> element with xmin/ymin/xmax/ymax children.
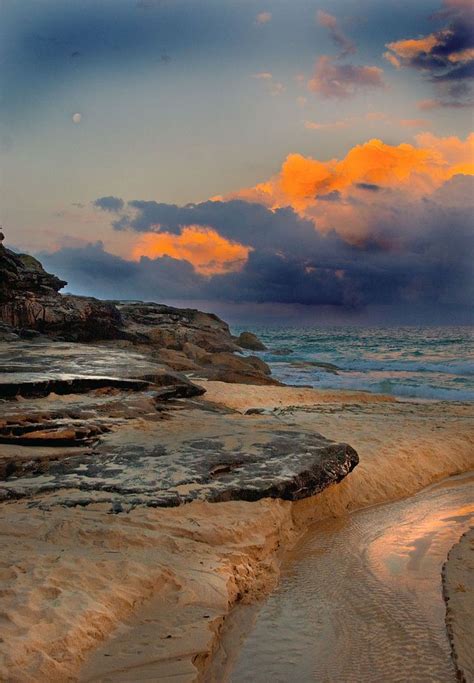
<box><xmin>1</xmin><ymin>382</ymin><xmax>472</xmax><ymax>681</ymax></box>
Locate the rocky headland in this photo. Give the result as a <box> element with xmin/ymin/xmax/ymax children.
<box><xmin>0</xmin><ymin>245</ymin><xmax>276</xmax><ymax>385</ymax></box>
<box><xmin>0</xmin><ymin>243</ymin><xmax>473</xmax><ymax>681</ymax></box>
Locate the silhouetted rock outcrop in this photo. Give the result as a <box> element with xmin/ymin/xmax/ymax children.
<box><xmin>0</xmin><ymin>245</ymin><xmax>273</xmax><ymax>383</ymax></box>
<box><xmin>0</xmin><ymin>246</ymin><xmax>121</xmax><ymax>341</ymax></box>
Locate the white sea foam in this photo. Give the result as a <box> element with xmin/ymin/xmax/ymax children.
<box><xmin>236</xmin><ymin>325</ymin><xmax>474</xmax><ymax>401</ymax></box>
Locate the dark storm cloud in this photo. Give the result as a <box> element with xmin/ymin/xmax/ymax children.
<box><xmin>355</xmin><ymin>183</ymin><xmax>381</xmax><ymax>192</ymax></box>
<box><xmin>385</xmin><ymin>0</ymin><xmax>474</xmax><ymax>106</ymax></box>
<box><xmin>40</xmin><ymin>241</ymin><xmax>202</xmax><ymax>300</ymax></box>
<box><xmin>308</xmin><ymin>57</ymin><xmax>385</xmax><ymax>98</ymax></box>
<box><xmin>43</xmin><ymin>177</ymin><xmax>474</xmax><ymax>310</ymax></box>
<box><xmin>105</xmin><ymin>198</ymin><xmax>347</xmax><ymax>260</ymax></box>
<box><xmin>94</xmin><ymin>196</ymin><xmax>124</xmax><ymax>212</ymax></box>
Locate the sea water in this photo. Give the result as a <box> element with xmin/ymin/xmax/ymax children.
<box><xmin>234</xmin><ymin>326</ymin><xmax>474</xmax><ymax>401</ymax></box>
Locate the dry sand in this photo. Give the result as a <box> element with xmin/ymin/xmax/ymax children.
<box><xmin>0</xmin><ymin>383</ymin><xmax>473</xmax><ymax>681</ymax></box>
<box><xmin>443</xmin><ymin>529</ymin><xmax>474</xmax><ymax>682</ymax></box>
<box><xmin>0</xmin><ymin>495</ymin><xmax>295</xmax><ymax>682</ymax></box>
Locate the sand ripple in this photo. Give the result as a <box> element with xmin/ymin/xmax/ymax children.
<box><xmin>220</xmin><ymin>474</ymin><xmax>474</xmax><ymax>682</ymax></box>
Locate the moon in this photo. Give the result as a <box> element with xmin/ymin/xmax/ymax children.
<box><xmin>72</xmin><ymin>113</ymin><xmax>82</xmax><ymax>124</ymax></box>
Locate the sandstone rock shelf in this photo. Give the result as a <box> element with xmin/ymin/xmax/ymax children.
<box><xmin>0</xmin><ymin>342</ymin><xmax>357</xmax><ymax>509</ymax></box>
<box><xmin>0</xmin><ymin>338</ymin><xmax>357</xmax><ymax>510</ymax></box>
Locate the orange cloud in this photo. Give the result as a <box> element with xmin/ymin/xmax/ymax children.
<box><xmin>385</xmin><ymin>34</ymin><xmax>439</xmax><ymax>64</ymax></box>
<box><xmin>398</xmin><ymin>118</ymin><xmax>432</xmax><ymax>128</ymax></box>
<box><xmin>415</xmin><ymin>132</ymin><xmax>474</xmax><ymax>176</ymax></box>
<box><xmin>132</xmin><ymin>226</ymin><xmax>251</xmax><ymax>276</ymax></box>
<box><xmin>217</xmin><ymin>133</ymin><xmax>474</xmax><ymax>242</ymax></box>
<box><xmin>225</xmin><ymin>134</ymin><xmax>474</xmax><ymax>207</ymax></box>
<box><xmin>255</xmin><ymin>11</ymin><xmax>271</xmax><ymax>25</ymax></box>
<box><xmin>385</xmin><ymin>34</ymin><xmax>474</xmax><ymax>67</ymax></box>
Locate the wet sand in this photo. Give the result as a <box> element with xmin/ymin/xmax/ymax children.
<box><xmin>443</xmin><ymin>528</ymin><xmax>474</xmax><ymax>682</ymax></box>
<box><xmin>208</xmin><ymin>473</ymin><xmax>473</xmax><ymax>682</ymax></box>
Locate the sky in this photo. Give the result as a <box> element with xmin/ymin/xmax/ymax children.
<box><xmin>1</xmin><ymin>0</ymin><xmax>473</xmax><ymax>323</ymax></box>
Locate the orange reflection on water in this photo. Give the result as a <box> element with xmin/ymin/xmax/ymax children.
<box><xmin>370</xmin><ymin>500</ymin><xmax>473</xmax><ymax>582</ymax></box>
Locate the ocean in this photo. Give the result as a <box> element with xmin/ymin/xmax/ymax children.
<box><xmin>234</xmin><ymin>325</ymin><xmax>474</xmax><ymax>402</ymax></box>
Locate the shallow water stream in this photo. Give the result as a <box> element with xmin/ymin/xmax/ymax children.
<box><xmin>206</xmin><ymin>473</ymin><xmax>474</xmax><ymax>683</ymax></box>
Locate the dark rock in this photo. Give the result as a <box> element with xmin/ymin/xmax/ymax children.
<box><xmin>116</xmin><ymin>302</ymin><xmax>239</xmax><ymax>353</ymax></box>
<box><xmin>0</xmin><ymin>322</ymin><xmax>19</xmax><ymax>342</ymax></box>
<box><xmin>0</xmin><ymin>248</ymin><xmax>66</xmax><ymax>299</ymax></box>
<box><xmin>0</xmin><ymin>426</ymin><xmax>103</xmax><ymax>448</ymax></box>
<box><xmin>0</xmin><ymin>341</ymin><xmax>359</xmax><ymax>511</ymax></box>
<box><xmin>18</xmin><ymin>328</ymin><xmax>41</xmax><ymax>339</ymax></box>
<box><xmin>244</xmin><ymin>356</ymin><xmax>272</xmax><ymax>375</ymax></box>
<box><xmin>203</xmin><ymin>352</ymin><xmax>279</xmax><ymax>386</ymax></box>
<box><xmin>154</xmin><ymin>348</ymin><xmax>200</xmax><ymax>372</ymax></box>
<box><xmin>0</xmin><ymin>376</ymin><xmax>150</xmax><ymax>400</ymax></box>
<box><xmin>0</xmin><ymin>246</ymin><xmax>123</xmax><ymax>341</ymax></box>
<box><xmin>235</xmin><ymin>331</ymin><xmax>267</xmax><ymax>351</ymax></box>
<box><xmin>0</xmin><ymin>394</ymin><xmax>358</xmax><ymax>509</ymax></box>
<box><xmin>139</xmin><ymin>369</ymin><xmax>205</xmax><ymax>397</ymax></box>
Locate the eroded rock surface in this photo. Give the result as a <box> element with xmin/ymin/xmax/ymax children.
<box><xmin>0</xmin><ymin>340</ymin><xmax>200</xmax><ymax>395</ymax></box>
<box><xmin>0</xmin><ymin>341</ymin><xmax>358</xmax><ymax>510</ymax></box>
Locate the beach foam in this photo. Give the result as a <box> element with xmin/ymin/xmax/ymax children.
<box><xmin>248</xmin><ymin>324</ymin><xmax>474</xmax><ymax>401</ymax></box>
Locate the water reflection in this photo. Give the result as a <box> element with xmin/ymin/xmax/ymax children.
<box><xmin>208</xmin><ymin>474</ymin><xmax>474</xmax><ymax>683</ymax></box>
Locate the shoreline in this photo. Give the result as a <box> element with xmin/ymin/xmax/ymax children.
<box><xmin>1</xmin><ymin>382</ymin><xmax>472</xmax><ymax>681</ymax></box>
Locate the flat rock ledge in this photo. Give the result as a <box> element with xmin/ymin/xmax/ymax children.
<box><xmin>0</xmin><ymin>341</ymin><xmax>358</xmax><ymax>511</ymax></box>
<box><xmin>442</xmin><ymin>529</ymin><xmax>474</xmax><ymax>683</ymax></box>
<box><xmin>0</xmin><ymin>404</ymin><xmax>358</xmax><ymax>510</ymax></box>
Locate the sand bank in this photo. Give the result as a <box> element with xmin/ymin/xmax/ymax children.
<box><xmin>443</xmin><ymin>529</ymin><xmax>474</xmax><ymax>682</ymax></box>
<box><xmin>0</xmin><ymin>495</ymin><xmax>298</xmax><ymax>682</ymax></box>
<box><xmin>1</xmin><ymin>383</ymin><xmax>473</xmax><ymax>681</ymax></box>
<box><xmin>199</xmin><ymin>381</ymin><xmax>474</xmax><ymax>519</ymax></box>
